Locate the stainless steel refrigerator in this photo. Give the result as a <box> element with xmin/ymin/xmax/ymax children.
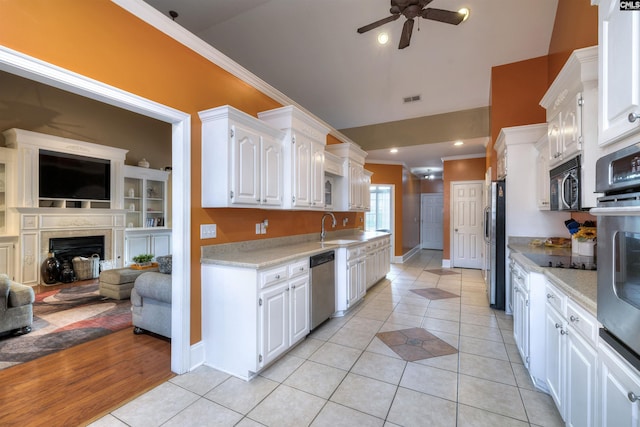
<box><xmin>484</xmin><ymin>180</ymin><xmax>506</xmax><ymax>310</ymax></box>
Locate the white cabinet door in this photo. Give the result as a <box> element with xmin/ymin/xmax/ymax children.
<box><xmin>357</xmin><ymin>258</ymin><xmax>366</xmax><ymax>300</ymax></box>
<box><xmin>598</xmin><ymin>0</ymin><xmax>640</xmax><ymax>146</ymax></box>
<box><xmin>126</xmin><ymin>234</ymin><xmax>150</xmax><ymax>263</ymax></box>
<box><xmin>598</xmin><ymin>340</ymin><xmax>640</xmax><ymax>427</ymax></box>
<box><xmin>310</xmin><ymin>141</ymin><xmax>324</xmax><ymax>209</ymax></box>
<box><xmin>561</xmin><ymin>93</ymin><xmax>583</xmax><ymax>160</ymax></box>
<box><xmin>232</xmin><ymin>124</ymin><xmax>261</xmax><ymax>206</ymax></box>
<box><xmin>292</xmin><ymin>134</ymin><xmax>311</xmax><ymax>208</ymax></box>
<box><xmin>151</xmin><ymin>233</ymin><xmax>171</xmax><ymax>258</ymax></box>
<box><xmin>0</xmin><ymin>241</ymin><xmax>14</xmax><ymax>280</ymax></box>
<box><xmin>513</xmin><ymin>282</ymin><xmax>529</xmax><ymax>367</ymax></box>
<box><xmin>289</xmin><ymin>275</ymin><xmax>309</xmax><ymax>344</ymax></box>
<box><xmin>545</xmin><ymin>304</ymin><xmax>566</xmax><ymax>419</ymax></box>
<box><xmin>346</xmin><ymin>260</ymin><xmax>359</xmax><ymax>307</ymax></box>
<box><xmin>548</xmin><ymin>115</ymin><xmax>564</xmax><ymax>167</ymax></box>
<box><xmin>566</xmin><ymin>328</ymin><xmax>597</xmax><ymax>427</ymax></box>
<box><xmin>261</xmin><ymin>135</ymin><xmax>283</xmax><ymax>207</ymax></box>
<box><xmin>259</xmin><ymin>282</ymin><xmax>289</xmax><ymax>367</ymax></box>
<box><xmin>348</xmin><ymin>162</ymin><xmax>364</xmax><ymax>210</ymax></box>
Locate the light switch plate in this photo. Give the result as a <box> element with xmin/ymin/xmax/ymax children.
<box><xmin>200</xmin><ymin>224</ymin><xmax>217</xmax><ymax>239</ymax></box>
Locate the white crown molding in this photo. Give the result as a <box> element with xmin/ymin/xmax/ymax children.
<box><xmin>111</xmin><ymin>0</ymin><xmax>357</xmax><ymax>147</ymax></box>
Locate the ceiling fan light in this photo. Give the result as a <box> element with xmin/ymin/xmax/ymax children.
<box><xmin>377</xmin><ymin>32</ymin><xmax>389</xmax><ymax>45</ymax></box>
<box><xmin>458</xmin><ymin>8</ymin><xmax>470</xmax><ymax>22</ymax></box>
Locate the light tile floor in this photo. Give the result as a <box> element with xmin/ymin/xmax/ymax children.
<box><xmin>90</xmin><ymin>250</ymin><xmax>563</xmax><ymax>427</ymax></box>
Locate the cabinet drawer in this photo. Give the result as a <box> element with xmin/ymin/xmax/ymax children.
<box><xmin>347</xmin><ymin>246</ymin><xmax>363</xmax><ymax>260</ymax></box>
<box><xmin>288</xmin><ymin>259</ymin><xmax>308</xmax><ymax>278</ymax></box>
<box><xmin>259</xmin><ymin>265</ymin><xmax>288</xmax><ymax>288</ymax></box>
<box><xmin>567</xmin><ymin>299</ymin><xmax>598</xmax><ymax>343</ymax></box>
<box><xmin>545</xmin><ymin>282</ymin><xmax>565</xmax><ymax>314</ymax></box>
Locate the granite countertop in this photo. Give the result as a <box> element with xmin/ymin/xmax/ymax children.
<box><xmin>201</xmin><ymin>231</ymin><xmax>390</xmax><ymax>269</ymax></box>
<box><xmin>509</xmin><ymin>240</ymin><xmax>597</xmax><ymax>316</ymax></box>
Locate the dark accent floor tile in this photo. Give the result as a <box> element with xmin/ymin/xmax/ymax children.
<box><xmin>376</xmin><ymin>328</ymin><xmax>458</xmax><ymax>362</ymax></box>
<box><xmin>410</xmin><ymin>288</ymin><xmax>459</xmax><ymax>300</ymax></box>
<box><xmin>423</xmin><ymin>269</ymin><xmax>460</xmax><ymax>276</ymax></box>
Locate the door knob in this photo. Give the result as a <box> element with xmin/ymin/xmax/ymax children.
<box><xmin>629</xmin><ymin>112</ymin><xmax>640</xmax><ymax>123</ymax></box>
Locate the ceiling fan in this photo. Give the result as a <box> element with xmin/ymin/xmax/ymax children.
<box><xmin>357</xmin><ymin>0</ymin><xmax>467</xmax><ymax>49</ymax></box>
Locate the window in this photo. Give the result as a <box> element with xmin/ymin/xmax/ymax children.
<box><xmin>366</xmin><ymin>185</ymin><xmax>392</xmax><ymax>232</ymax></box>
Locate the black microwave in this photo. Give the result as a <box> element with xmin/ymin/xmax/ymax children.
<box><xmin>550</xmin><ymin>156</ymin><xmax>581</xmax><ymax>211</ymax></box>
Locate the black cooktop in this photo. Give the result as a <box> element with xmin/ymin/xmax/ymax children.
<box><xmin>524</xmin><ymin>253</ymin><xmax>597</xmax><ymax>271</ymax></box>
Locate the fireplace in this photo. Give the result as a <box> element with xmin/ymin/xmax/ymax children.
<box><xmin>49</xmin><ymin>235</ymin><xmax>105</xmax><ymax>263</ymax></box>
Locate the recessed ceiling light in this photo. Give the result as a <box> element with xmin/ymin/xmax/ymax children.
<box><xmin>458</xmin><ymin>8</ymin><xmax>470</xmax><ymax>22</ymax></box>
<box><xmin>377</xmin><ymin>32</ymin><xmax>389</xmax><ymax>45</ymax></box>
<box><xmin>454</xmin><ymin>141</ymin><xmax>464</xmax><ymax>146</ymax></box>
<box><xmin>390</xmin><ymin>148</ymin><xmax>398</xmax><ymax>153</ymax></box>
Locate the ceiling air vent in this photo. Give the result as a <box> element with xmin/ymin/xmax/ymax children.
<box><xmin>403</xmin><ymin>95</ymin><xmax>421</xmax><ymax>104</ymax></box>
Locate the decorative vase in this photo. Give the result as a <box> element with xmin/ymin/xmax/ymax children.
<box><xmin>41</xmin><ymin>251</ymin><xmax>60</xmax><ymax>285</ymax></box>
<box><xmin>138</xmin><ymin>158</ymin><xmax>150</xmax><ymax>168</ymax></box>
<box><xmin>59</xmin><ymin>260</ymin><xmax>75</xmax><ymax>283</ymax></box>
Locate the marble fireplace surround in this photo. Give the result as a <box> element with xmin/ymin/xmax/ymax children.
<box><xmin>19</xmin><ymin>208</ymin><xmax>126</xmax><ymax>285</ymax></box>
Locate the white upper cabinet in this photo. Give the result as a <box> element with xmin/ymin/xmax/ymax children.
<box><xmin>199</xmin><ymin>105</ymin><xmax>285</xmax><ymax>208</ymax></box>
<box><xmin>258</xmin><ymin>106</ymin><xmax>329</xmax><ymax>210</ymax></box>
<box><xmin>325</xmin><ymin>142</ymin><xmax>370</xmax><ymax>212</ymax></box>
<box><xmin>595</xmin><ymin>0</ymin><xmax>640</xmax><ymax>148</ymax></box>
<box><xmin>540</xmin><ymin>46</ymin><xmax>601</xmax><ymax>209</ymax></box>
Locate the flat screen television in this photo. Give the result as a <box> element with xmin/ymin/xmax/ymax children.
<box><xmin>39</xmin><ymin>150</ymin><xmax>111</xmax><ymax>201</ymax></box>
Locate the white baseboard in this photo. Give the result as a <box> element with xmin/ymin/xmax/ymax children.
<box><xmin>392</xmin><ymin>245</ymin><xmax>421</xmax><ymax>264</ymax></box>
<box><xmin>442</xmin><ymin>259</ymin><xmax>452</xmax><ymax>268</ymax></box>
<box><xmin>189</xmin><ymin>341</ymin><xmax>206</xmax><ymax>371</ymax></box>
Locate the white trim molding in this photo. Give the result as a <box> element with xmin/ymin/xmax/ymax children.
<box><xmin>0</xmin><ymin>45</ymin><xmax>192</xmax><ymax>375</ymax></box>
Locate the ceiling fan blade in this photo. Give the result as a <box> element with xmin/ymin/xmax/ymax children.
<box><xmin>398</xmin><ymin>18</ymin><xmax>414</xmax><ymax>49</ymax></box>
<box><xmin>421</xmin><ymin>8</ymin><xmax>465</xmax><ymax>25</ymax></box>
<box><xmin>357</xmin><ymin>14</ymin><xmax>400</xmax><ymax>34</ymax></box>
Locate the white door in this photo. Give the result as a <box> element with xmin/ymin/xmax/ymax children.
<box><xmin>421</xmin><ymin>193</ymin><xmax>443</xmax><ymax>250</ymax></box>
<box><xmin>451</xmin><ymin>181</ymin><xmax>483</xmax><ymax>268</ymax></box>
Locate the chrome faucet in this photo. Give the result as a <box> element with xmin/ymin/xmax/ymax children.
<box><xmin>320</xmin><ymin>212</ymin><xmax>337</xmax><ymax>241</ymax></box>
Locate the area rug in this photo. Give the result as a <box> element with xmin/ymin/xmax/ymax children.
<box><xmin>376</xmin><ymin>327</ymin><xmax>458</xmax><ymax>362</ymax></box>
<box><xmin>0</xmin><ymin>283</ymin><xmax>131</xmax><ymax>370</ymax></box>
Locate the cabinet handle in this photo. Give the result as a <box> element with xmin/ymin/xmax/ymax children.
<box><xmin>555</xmin><ymin>323</ymin><xmax>562</xmax><ymax>329</ymax></box>
<box><xmin>547</xmin><ymin>293</ymin><xmax>554</xmax><ymax>299</ymax></box>
<box><xmin>275</xmin><ymin>274</ymin><xmax>280</xmax><ymax>279</ymax></box>
<box><xmin>560</xmin><ymin>329</ymin><xmax>568</xmax><ymax>336</ymax></box>
<box><xmin>629</xmin><ymin>392</ymin><xmax>639</xmax><ymax>402</ymax></box>
<box><xmin>569</xmin><ymin>315</ymin><xmax>579</xmax><ymax>323</ymax></box>
<box><xmin>628</xmin><ymin>113</ymin><xmax>640</xmax><ymax>123</ymax></box>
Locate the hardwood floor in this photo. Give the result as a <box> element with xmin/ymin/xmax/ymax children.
<box><xmin>0</xmin><ymin>327</ymin><xmax>173</xmax><ymax>426</ymax></box>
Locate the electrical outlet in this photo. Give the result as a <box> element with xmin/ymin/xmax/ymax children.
<box><xmin>200</xmin><ymin>224</ymin><xmax>217</xmax><ymax>239</ymax></box>
<box><xmin>256</xmin><ymin>223</ymin><xmax>261</xmax><ymax>234</ymax></box>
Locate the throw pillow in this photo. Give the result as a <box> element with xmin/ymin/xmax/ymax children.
<box><xmin>156</xmin><ymin>255</ymin><xmax>172</xmax><ymax>274</ymax></box>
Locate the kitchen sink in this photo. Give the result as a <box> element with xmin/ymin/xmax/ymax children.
<box><xmin>322</xmin><ymin>239</ymin><xmax>360</xmax><ymax>245</ymax></box>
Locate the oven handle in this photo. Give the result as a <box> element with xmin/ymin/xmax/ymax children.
<box><xmin>590</xmin><ymin>206</ymin><xmax>640</xmax><ymax>216</ymax></box>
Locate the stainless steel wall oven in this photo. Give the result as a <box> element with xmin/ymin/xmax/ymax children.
<box><xmin>592</xmin><ymin>143</ymin><xmax>640</xmax><ymax>365</ymax></box>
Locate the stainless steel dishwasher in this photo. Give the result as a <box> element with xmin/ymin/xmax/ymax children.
<box><xmin>309</xmin><ymin>250</ymin><xmax>335</xmax><ymax>330</ymax></box>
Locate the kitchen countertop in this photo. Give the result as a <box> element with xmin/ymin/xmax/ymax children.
<box><xmin>509</xmin><ymin>241</ymin><xmax>597</xmax><ymax>316</ymax></box>
<box><xmin>201</xmin><ymin>231</ymin><xmax>390</xmax><ymax>269</ymax></box>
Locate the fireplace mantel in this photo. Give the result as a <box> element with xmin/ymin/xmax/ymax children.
<box><xmin>18</xmin><ymin>208</ymin><xmax>126</xmax><ymax>285</ymax></box>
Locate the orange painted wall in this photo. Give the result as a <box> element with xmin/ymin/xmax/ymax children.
<box><xmin>548</xmin><ymin>1</ymin><xmax>598</xmax><ymax>82</ymax></box>
<box><xmin>364</xmin><ymin>163</ymin><xmax>403</xmax><ymax>257</ymax></box>
<box><xmin>442</xmin><ymin>157</ymin><xmax>486</xmax><ymax>258</ymax></box>
<box><xmin>421</xmin><ymin>179</ymin><xmax>444</xmax><ymax>194</ymax></box>
<box><xmin>488</xmin><ymin>56</ymin><xmax>549</xmax><ymax>178</ymax></box>
<box><xmin>0</xmin><ymin>1</ymin><xmax>360</xmax><ymax>344</ymax></box>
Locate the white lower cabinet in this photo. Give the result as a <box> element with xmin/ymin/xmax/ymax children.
<box><xmin>509</xmin><ymin>256</ymin><xmax>547</xmax><ymax>390</ymax></box>
<box><xmin>0</xmin><ymin>238</ymin><xmax>15</xmax><ymax>280</ymax></box>
<box><xmin>597</xmin><ymin>339</ymin><xmax>640</xmax><ymax>427</ymax></box>
<box><xmin>124</xmin><ymin>229</ymin><xmax>171</xmax><ymax>265</ymax></box>
<box><xmin>202</xmin><ymin>257</ymin><xmax>310</xmax><ymax>380</ymax></box>
<box><xmin>544</xmin><ymin>280</ymin><xmax>597</xmax><ymax>426</ymax></box>
<box><xmin>335</xmin><ymin>237</ymin><xmax>390</xmax><ymax>316</ymax></box>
